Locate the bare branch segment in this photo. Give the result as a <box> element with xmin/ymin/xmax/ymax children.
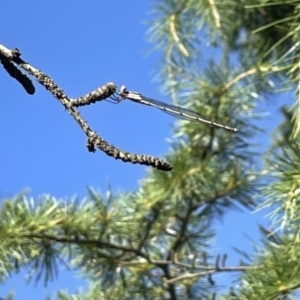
<box><xmin>0</xmin><ymin>44</ymin><xmax>172</xmax><ymax>171</ymax></box>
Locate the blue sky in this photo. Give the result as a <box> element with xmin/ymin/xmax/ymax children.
<box><xmin>0</xmin><ymin>1</ymin><xmax>287</xmax><ymax>299</ymax></box>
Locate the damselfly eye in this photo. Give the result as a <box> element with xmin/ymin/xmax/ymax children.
<box><xmin>120</xmin><ymin>85</ymin><xmax>128</xmax><ymax>94</ymax></box>
<box><xmin>120</xmin><ymin>85</ymin><xmax>127</xmax><ymax>93</ymax></box>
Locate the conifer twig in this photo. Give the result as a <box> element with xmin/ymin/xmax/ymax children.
<box><xmin>70</xmin><ymin>82</ymin><xmax>117</xmax><ymax>107</ymax></box>
<box><xmin>0</xmin><ymin>48</ymin><xmax>35</xmax><ymax>95</ymax></box>
<box><xmin>0</xmin><ymin>44</ymin><xmax>172</xmax><ymax>171</ymax></box>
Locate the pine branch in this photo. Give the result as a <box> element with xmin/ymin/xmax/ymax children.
<box><xmin>18</xmin><ymin>232</ymin><xmax>256</xmax><ymax>285</ymax></box>
<box><xmin>166</xmin><ymin>264</ymin><xmax>257</xmax><ymax>285</ymax></box>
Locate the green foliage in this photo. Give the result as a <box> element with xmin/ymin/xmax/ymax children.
<box><xmin>261</xmin><ymin>108</ymin><xmax>300</xmax><ymax>234</ymax></box>
<box><xmin>237</xmin><ymin>235</ymin><xmax>300</xmax><ymax>299</ymax></box>
<box><xmin>3</xmin><ymin>0</ymin><xmax>300</xmax><ymax>299</ymax></box>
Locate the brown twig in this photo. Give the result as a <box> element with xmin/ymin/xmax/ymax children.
<box><xmin>0</xmin><ymin>49</ymin><xmax>35</xmax><ymax>95</ymax></box>
<box><xmin>0</xmin><ymin>44</ymin><xmax>172</xmax><ymax>171</ymax></box>
<box><xmin>17</xmin><ymin>232</ymin><xmax>257</xmax><ymax>287</ymax></box>
<box><xmin>70</xmin><ymin>82</ymin><xmax>117</xmax><ymax>107</ymax></box>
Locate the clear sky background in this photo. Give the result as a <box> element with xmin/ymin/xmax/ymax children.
<box><xmin>0</xmin><ymin>1</ymin><xmax>288</xmax><ymax>299</ymax></box>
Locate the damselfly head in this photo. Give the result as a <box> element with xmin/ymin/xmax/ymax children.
<box><xmin>119</xmin><ymin>85</ymin><xmax>128</xmax><ymax>94</ymax></box>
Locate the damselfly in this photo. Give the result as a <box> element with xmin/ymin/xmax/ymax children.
<box><xmin>110</xmin><ymin>86</ymin><xmax>238</xmax><ymax>133</ymax></box>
